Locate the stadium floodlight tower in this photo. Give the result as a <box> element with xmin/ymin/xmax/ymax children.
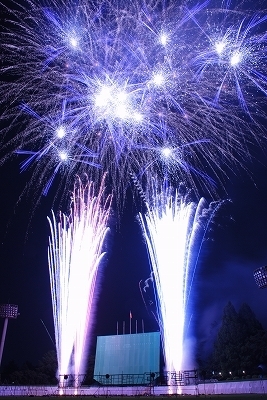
<box><xmin>254</xmin><ymin>266</ymin><xmax>267</xmax><ymax>289</ymax></box>
<box><xmin>0</xmin><ymin>304</ymin><xmax>19</xmax><ymax>369</ymax></box>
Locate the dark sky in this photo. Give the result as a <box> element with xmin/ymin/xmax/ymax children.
<box><xmin>1</xmin><ymin>150</ymin><xmax>267</xmax><ymax>368</ymax></box>
<box><xmin>0</xmin><ymin>159</ymin><xmax>159</xmax><ymax>367</ymax></box>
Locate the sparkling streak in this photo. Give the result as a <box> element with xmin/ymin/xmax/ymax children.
<box><xmin>139</xmin><ymin>182</ymin><xmax>222</xmax><ymax>373</ymax></box>
<box><xmin>1</xmin><ymin>0</ymin><xmax>267</xmax><ymax>201</ymax></box>
<box><xmin>47</xmin><ymin>176</ymin><xmax>111</xmax><ymax>382</ymax></box>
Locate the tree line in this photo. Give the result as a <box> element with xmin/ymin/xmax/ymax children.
<box><xmin>199</xmin><ymin>301</ymin><xmax>267</xmax><ymax>380</ymax></box>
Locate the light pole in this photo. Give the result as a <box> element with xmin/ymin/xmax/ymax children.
<box><xmin>0</xmin><ymin>304</ymin><xmax>19</xmax><ymax>370</ymax></box>
<box><xmin>254</xmin><ymin>266</ymin><xmax>267</xmax><ymax>289</ymax></box>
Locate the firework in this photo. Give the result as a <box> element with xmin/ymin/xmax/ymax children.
<box><xmin>1</xmin><ymin>0</ymin><xmax>267</xmax><ymax>201</ymax></box>
<box><xmin>47</xmin><ymin>175</ymin><xmax>111</xmax><ymax>385</ymax></box>
<box><xmin>1</xmin><ymin>0</ymin><xmax>267</xmax><ymax>382</ymax></box>
<box><xmin>139</xmin><ymin>180</ymin><xmax>224</xmax><ymax>375</ymax></box>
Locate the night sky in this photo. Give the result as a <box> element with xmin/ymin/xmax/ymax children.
<box><xmin>1</xmin><ymin>149</ymin><xmax>267</xmax><ymax>368</ymax></box>
<box><xmin>1</xmin><ymin>0</ymin><xmax>267</xmax><ymax>372</ymax></box>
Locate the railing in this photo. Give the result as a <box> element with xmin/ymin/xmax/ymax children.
<box><xmin>93</xmin><ymin>369</ymin><xmax>198</xmax><ymax>387</ymax></box>
<box><xmin>93</xmin><ymin>372</ymin><xmax>160</xmax><ymax>386</ymax></box>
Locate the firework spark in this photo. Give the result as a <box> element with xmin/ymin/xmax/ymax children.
<box><xmin>47</xmin><ymin>175</ymin><xmax>111</xmax><ymax>385</ymax></box>
<box><xmin>139</xmin><ymin>180</ymin><xmax>224</xmax><ymax>375</ymax></box>
<box><xmin>1</xmin><ymin>0</ymin><xmax>267</xmax><ymax>382</ymax></box>
<box><xmin>1</xmin><ymin>0</ymin><xmax>267</xmax><ymax>201</ymax></box>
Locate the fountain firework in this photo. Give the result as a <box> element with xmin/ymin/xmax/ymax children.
<box><xmin>139</xmin><ymin>180</ymin><xmax>225</xmax><ymax>375</ymax></box>
<box><xmin>47</xmin><ymin>175</ymin><xmax>111</xmax><ymax>386</ymax></box>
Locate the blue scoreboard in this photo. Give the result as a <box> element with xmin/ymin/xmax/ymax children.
<box><xmin>94</xmin><ymin>332</ymin><xmax>160</xmax><ymax>377</ymax></box>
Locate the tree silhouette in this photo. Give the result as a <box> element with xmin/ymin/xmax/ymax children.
<box><xmin>210</xmin><ymin>302</ymin><xmax>267</xmax><ymax>377</ymax></box>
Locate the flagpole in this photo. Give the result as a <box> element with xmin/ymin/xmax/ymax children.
<box><xmin>129</xmin><ymin>311</ymin><xmax>132</xmax><ymax>334</ymax></box>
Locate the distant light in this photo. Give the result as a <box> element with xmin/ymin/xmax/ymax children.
<box><xmin>215</xmin><ymin>41</ymin><xmax>226</xmax><ymax>55</ymax></box>
<box><xmin>56</xmin><ymin>126</ymin><xmax>66</xmax><ymax>139</ymax></box>
<box><xmin>230</xmin><ymin>52</ymin><xmax>242</xmax><ymax>66</ymax></box>
<box><xmin>0</xmin><ymin>304</ymin><xmax>19</xmax><ymax>319</ymax></box>
<box><xmin>59</xmin><ymin>151</ymin><xmax>68</xmax><ymax>161</ymax></box>
<box><xmin>153</xmin><ymin>73</ymin><xmax>165</xmax><ymax>86</ymax></box>
<box><xmin>161</xmin><ymin>147</ymin><xmax>172</xmax><ymax>158</ymax></box>
<box><xmin>160</xmin><ymin>33</ymin><xmax>168</xmax><ymax>46</ymax></box>
<box><xmin>69</xmin><ymin>36</ymin><xmax>78</xmax><ymax>48</ymax></box>
<box><xmin>254</xmin><ymin>266</ymin><xmax>267</xmax><ymax>288</ymax></box>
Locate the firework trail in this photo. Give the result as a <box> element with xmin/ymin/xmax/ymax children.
<box><xmin>47</xmin><ymin>175</ymin><xmax>111</xmax><ymax>385</ymax></box>
<box><xmin>139</xmin><ymin>180</ymin><xmax>225</xmax><ymax>375</ymax></box>
<box><xmin>0</xmin><ymin>0</ymin><xmax>267</xmax><ymax>201</ymax></box>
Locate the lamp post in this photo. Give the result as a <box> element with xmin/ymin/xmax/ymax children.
<box><xmin>0</xmin><ymin>304</ymin><xmax>19</xmax><ymax>369</ymax></box>
<box><xmin>253</xmin><ymin>266</ymin><xmax>267</xmax><ymax>289</ymax></box>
